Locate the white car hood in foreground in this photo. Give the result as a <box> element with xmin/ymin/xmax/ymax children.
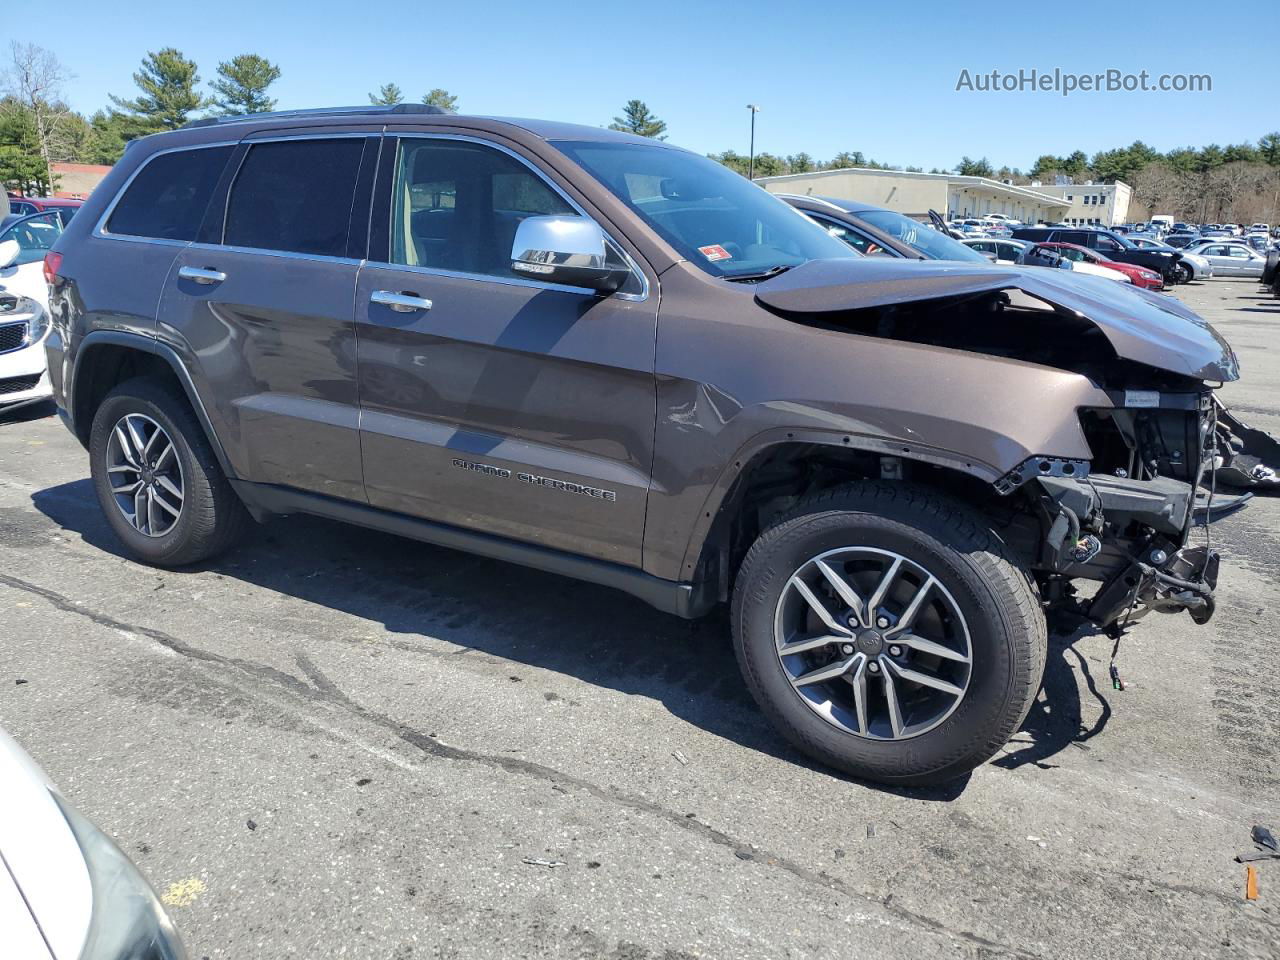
<box><xmin>0</xmin><ymin>730</ymin><xmax>92</xmax><ymax>960</ymax></box>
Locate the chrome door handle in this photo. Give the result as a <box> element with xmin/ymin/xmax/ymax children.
<box><xmin>178</xmin><ymin>266</ymin><xmax>227</xmax><ymax>285</ymax></box>
<box><xmin>371</xmin><ymin>290</ymin><xmax>432</xmax><ymax>313</ymax></box>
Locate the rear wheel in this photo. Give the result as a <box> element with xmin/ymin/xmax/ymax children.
<box><xmin>1173</xmin><ymin>262</ymin><xmax>1193</xmax><ymax>284</ymax></box>
<box><xmin>89</xmin><ymin>378</ymin><xmax>250</xmax><ymax>566</ymax></box>
<box><xmin>732</xmin><ymin>482</ymin><xmax>1046</xmax><ymax>785</ymax></box>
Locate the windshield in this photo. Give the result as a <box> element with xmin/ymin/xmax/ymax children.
<box><xmin>854</xmin><ymin>209</ymin><xmax>989</xmax><ymax>262</ymax></box>
<box><xmin>552</xmin><ymin>140</ymin><xmax>855</xmax><ymax>278</ymax></box>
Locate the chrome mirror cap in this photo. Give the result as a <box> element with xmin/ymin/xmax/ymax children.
<box><xmin>510</xmin><ymin>216</ymin><xmax>628</xmax><ymax>293</ymax></box>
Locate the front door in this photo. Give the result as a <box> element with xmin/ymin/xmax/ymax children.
<box><xmin>160</xmin><ymin>134</ymin><xmax>375</xmax><ymax>501</ymax></box>
<box><xmin>355</xmin><ymin>134</ymin><xmax>658</xmax><ymax>567</ymax></box>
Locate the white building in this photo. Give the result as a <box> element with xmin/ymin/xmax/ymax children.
<box><xmin>755</xmin><ymin>167</ymin><xmax>1071</xmax><ymax>224</ymax></box>
<box><xmin>1023</xmin><ymin>180</ymin><xmax>1131</xmax><ymax>227</ymax></box>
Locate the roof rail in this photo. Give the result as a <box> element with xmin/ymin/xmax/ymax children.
<box><xmin>182</xmin><ymin>103</ymin><xmax>453</xmax><ymax>129</ymax></box>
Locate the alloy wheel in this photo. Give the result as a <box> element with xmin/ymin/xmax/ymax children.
<box><xmin>105</xmin><ymin>413</ymin><xmax>185</xmax><ymax>537</ymax></box>
<box><xmin>773</xmin><ymin>547</ymin><xmax>972</xmax><ymax>740</ymax></box>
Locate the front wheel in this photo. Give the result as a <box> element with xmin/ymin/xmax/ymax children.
<box><xmin>1173</xmin><ymin>262</ymin><xmax>1193</xmax><ymax>284</ymax></box>
<box><xmin>732</xmin><ymin>482</ymin><xmax>1046</xmax><ymax>785</ymax></box>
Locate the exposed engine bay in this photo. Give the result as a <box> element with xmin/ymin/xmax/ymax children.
<box><xmin>749</xmin><ymin>258</ymin><xmax>1280</xmax><ymax>632</ymax></box>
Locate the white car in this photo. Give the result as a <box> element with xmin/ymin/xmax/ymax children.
<box><xmin>0</xmin><ymin>212</ymin><xmax>59</xmax><ymax>412</ymax></box>
<box><xmin>0</xmin><ymin>728</ymin><xmax>188</xmax><ymax>959</ymax></box>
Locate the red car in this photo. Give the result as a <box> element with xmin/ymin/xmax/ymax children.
<box><xmin>1037</xmin><ymin>242</ymin><xmax>1165</xmax><ymax>290</ymax></box>
<box><xmin>5</xmin><ymin>195</ymin><xmax>83</xmax><ymax>227</ymax></box>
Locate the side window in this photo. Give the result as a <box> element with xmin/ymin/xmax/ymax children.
<box><xmin>812</xmin><ymin>215</ymin><xmax>888</xmax><ymax>257</ymax></box>
<box><xmin>1094</xmin><ymin>235</ymin><xmax>1121</xmax><ymax>252</ymax></box>
<box><xmin>390</xmin><ymin>138</ymin><xmax>574</xmax><ymax>277</ymax></box>
<box><xmin>1</xmin><ymin>213</ymin><xmax>62</xmax><ymax>264</ymax></box>
<box><xmin>225</xmin><ymin>138</ymin><xmax>365</xmax><ymax>257</ymax></box>
<box><xmin>106</xmin><ymin>146</ymin><xmax>232</xmax><ymax>241</ymax></box>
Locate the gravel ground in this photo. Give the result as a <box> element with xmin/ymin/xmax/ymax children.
<box><xmin>1</xmin><ymin>278</ymin><xmax>1277</xmax><ymax>959</ymax></box>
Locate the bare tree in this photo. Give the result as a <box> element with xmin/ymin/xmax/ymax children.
<box><xmin>2</xmin><ymin>41</ymin><xmax>72</xmax><ymax>193</ymax></box>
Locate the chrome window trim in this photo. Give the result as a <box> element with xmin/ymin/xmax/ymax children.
<box><xmin>388</xmin><ymin>132</ymin><xmax>650</xmax><ymax>303</ymax></box>
<box><xmin>92</xmin><ymin>139</ymin><xmax>240</xmax><ymax>242</ymax></box>
<box><xmin>186</xmin><ymin>241</ymin><xmax>364</xmax><ymax>268</ymax></box>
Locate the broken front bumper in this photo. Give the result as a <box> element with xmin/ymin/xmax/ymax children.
<box><xmin>1034</xmin><ymin>472</ymin><xmax>1220</xmax><ymax>630</ymax></box>
<box><xmin>1086</xmin><ymin>543</ymin><xmax>1219</xmax><ymax>628</ymax></box>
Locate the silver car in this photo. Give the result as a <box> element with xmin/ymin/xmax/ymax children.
<box><xmin>959</xmin><ymin>237</ymin><xmax>1029</xmax><ymax>263</ymax></box>
<box><xmin>1184</xmin><ymin>240</ymin><xmax>1268</xmax><ymax>277</ymax></box>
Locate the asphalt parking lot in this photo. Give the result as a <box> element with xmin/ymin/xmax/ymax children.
<box><xmin>1</xmin><ymin>278</ymin><xmax>1278</xmax><ymax>960</ymax></box>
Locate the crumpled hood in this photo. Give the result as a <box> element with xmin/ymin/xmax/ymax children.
<box><xmin>754</xmin><ymin>258</ymin><xmax>1239</xmax><ymax>382</ymax></box>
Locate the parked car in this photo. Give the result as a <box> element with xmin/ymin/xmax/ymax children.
<box><xmin>1124</xmin><ymin>237</ymin><xmax>1213</xmax><ymax>279</ymax></box>
<box><xmin>1034</xmin><ymin>242</ymin><xmax>1164</xmax><ymax>289</ymax></box>
<box><xmin>0</xmin><ymin>728</ymin><xmax>188</xmax><ymax>959</ymax></box>
<box><xmin>47</xmin><ymin>105</ymin><xmax>1233</xmax><ymax>784</ymax></box>
<box><xmin>1182</xmin><ymin>240</ymin><xmax>1269</xmax><ymax>277</ymax></box>
<box><xmin>959</xmin><ymin>237</ymin><xmax>1029</xmax><ymax>263</ymax></box>
<box><xmin>1016</xmin><ymin>243</ymin><xmax>1132</xmax><ymax>283</ymax></box>
<box><xmin>0</xmin><ymin>212</ymin><xmax>60</xmax><ymax>412</ymax></box>
<box><xmin>780</xmin><ymin>195</ymin><xmax>992</xmax><ymax>263</ymax></box>
<box><xmin>1165</xmin><ymin>232</ymin><xmax>1201</xmax><ymax>248</ymax></box>
<box><xmin>1011</xmin><ymin>225</ymin><xmax>1189</xmax><ymax>283</ymax></box>
<box><xmin>6</xmin><ymin>195</ymin><xmax>82</xmax><ymax>227</ymax></box>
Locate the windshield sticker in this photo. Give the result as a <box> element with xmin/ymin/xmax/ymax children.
<box><xmin>698</xmin><ymin>244</ymin><xmax>733</xmax><ymax>262</ymax></box>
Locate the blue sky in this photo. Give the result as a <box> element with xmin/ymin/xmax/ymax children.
<box><xmin>9</xmin><ymin>0</ymin><xmax>1277</xmax><ymax>171</ymax></box>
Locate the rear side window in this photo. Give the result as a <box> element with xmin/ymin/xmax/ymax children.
<box><xmin>224</xmin><ymin>138</ymin><xmax>365</xmax><ymax>257</ymax></box>
<box><xmin>107</xmin><ymin>146</ymin><xmax>232</xmax><ymax>241</ymax></box>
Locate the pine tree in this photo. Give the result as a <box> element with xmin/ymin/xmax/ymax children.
<box><xmin>109</xmin><ymin>48</ymin><xmax>208</xmax><ymax>130</ymax></box>
<box><xmin>210</xmin><ymin>54</ymin><xmax>280</xmax><ymax>115</ymax></box>
<box><xmin>369</xmin><ymin>83</ymin><xmax>404</xmax><ymax>106</ymax></box>
<box><xmin>608</xmin><ymin>100</ymin><xmax>666</xmax><ymax>140</ymax></box>
<box><xmin>421</xmin><ymin>88</ymin><xmax>457</xmax><ymax>112</ymax></box>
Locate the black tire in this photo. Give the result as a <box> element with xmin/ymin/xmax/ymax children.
<box><xmin>1262</xmin><ymin>251</ymin><xmax>1279</xmax><ymax>286</ymax></box>
<box><xmin>732</xmin><ymin>482</ymin><xmax>1046</xmax><ymax>786</ymax></box>
<box><xmin>89</xmin><ymin>377</ymin><xmax>250</xmax><ymax>566</ymax></box>
<box><xmin>1173</xmin><ymin>261</ymin><xmax>1193</xmax><ymax>284</ymax></box>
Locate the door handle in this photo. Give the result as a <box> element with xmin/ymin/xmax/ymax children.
<box><xmin>178</xmin><ymin>266</ymin><xmax>227</xmax><ymax>285</ymax></box>
<box><xmin>371</xmin><ymin>290</ymin><xmax>432</xmax><ymax>313</ymax></box>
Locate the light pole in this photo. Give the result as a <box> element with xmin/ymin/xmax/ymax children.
<box><xmin>747</xmin><ymin>104</ymin><xmax>760</xmax><ymax>180</ymax></box>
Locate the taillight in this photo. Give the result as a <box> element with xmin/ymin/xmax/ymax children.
<box><xmin>43</xmin><ymin>251</ymin><xmax>63</xmax><ymax>286</ymax></box>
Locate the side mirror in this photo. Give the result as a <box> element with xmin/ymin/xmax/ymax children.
<box><xmin>0</xmin><ymin>238</ymin><xmax>19</xmax><ymax>269</ymax></box>
<box><xmin>511</xmin><ymin>216</ymin><xmax>630</xmax><ymax>294</ymax></box>
<box><xmin>981</xmin><ymin>251</ymin><xmax>998</xmax><ymax>262</ymax></box>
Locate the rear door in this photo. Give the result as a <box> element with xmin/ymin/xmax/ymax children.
<box><xmin>160</xmin><ymin>133</ymin><xmax>377</xmax><ymax>501</ymax></box>
<box><xmin>354</xmin><ymin>132</ymin><xmax>658</xmax><ymax>566</ymax></box>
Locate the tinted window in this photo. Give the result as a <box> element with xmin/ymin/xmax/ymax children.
<box><xmin>225</xmin><ymin>138</ymin><xmax>365</xmax><ymax>257</ymax></box>
<box><xmin>389</xmin><ymin>138</ymin><xmax>574</xmax><ymax>276</ymax></box>
<box><xmin>854</xmin><ymin>209</ymin><xmax>988</xmax><ymax>262</ymax></box>
<box><xmin>107</xmin><ymin>146</ymin><xmax>232</xmax><ymax>241</ymax></box>
<box><xmin>807</xmin><ymin>215</ymin><xmax>879</xmax><ymax>256</ymax></box>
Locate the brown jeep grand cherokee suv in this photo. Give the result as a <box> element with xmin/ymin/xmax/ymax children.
<box><xmin>44</xmin><ymin>105</ymin><xmax>1231</xmax><ymax>784</ymax></box>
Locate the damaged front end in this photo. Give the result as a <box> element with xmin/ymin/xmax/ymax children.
<box><xmin>752</xmin><ymin>258</ymin><xmax>1243</xmax><ymax>634</ymax></box>
<box><xmin>1004</xmin><ymin>390</ymin><xmax>1221</xmax><ymax>634</ymax></box>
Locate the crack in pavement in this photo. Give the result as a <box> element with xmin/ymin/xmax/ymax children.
<box><xmin>1</xmin><ymin>570</ymin><xmax>1040</xmax><ymax>957</ymax></box>
<box><xmin>7</xmin><ymin>570</ymin><xmax>1261</xmax><ymax>955</ymax></box>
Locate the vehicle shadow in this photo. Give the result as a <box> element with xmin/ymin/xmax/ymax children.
<box><xmin>31</xmin><ymin>478</ymin><xmax>1103</xmax><ymax>799</ymax></box>
<box><xmin>992</xmin><ymin>622</ymin><xmax>1111</xmax><ymax>772</ymax></box>
<box><xmin>0</xmin><ymin>399</ymin><xmax>55</xmax><ymax>425</ymax></box>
